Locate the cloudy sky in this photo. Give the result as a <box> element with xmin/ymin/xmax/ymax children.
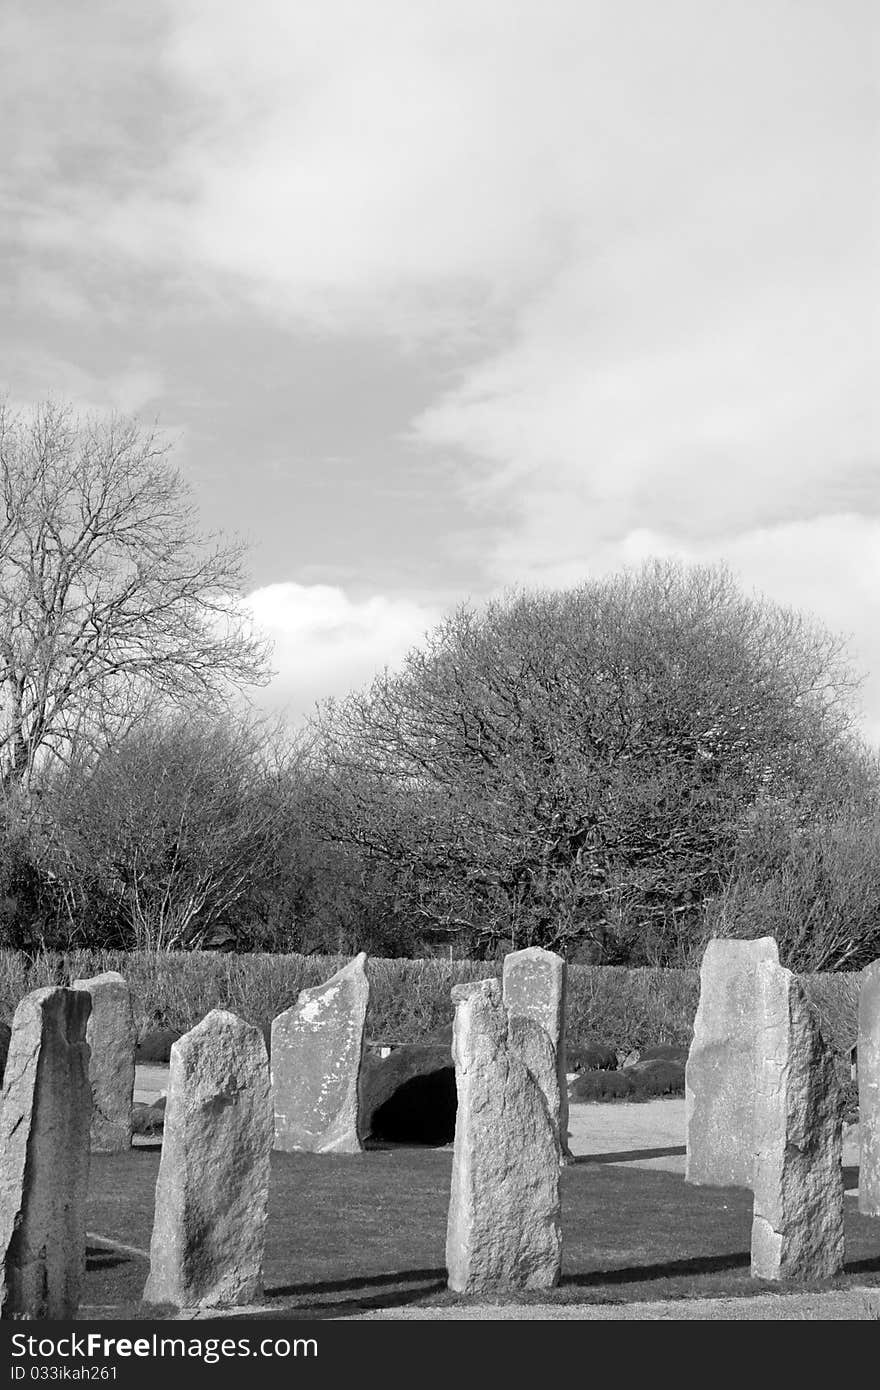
<box><xmin>2</xmin><ymin>1</ymin><xmax>877</xmax><ymax>738</ymax></box>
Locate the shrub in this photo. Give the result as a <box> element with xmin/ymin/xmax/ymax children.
<box><xmin>0</xmin><ymin>950</ymin><xmax>862</xmax><ymax>1062</ymax></box>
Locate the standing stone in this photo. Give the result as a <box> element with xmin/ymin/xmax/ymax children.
<box><xmin>685</xmin><ymin>936</ymin><xmax>779</xmax><ymax>1187</ymax></box>
<box><xmin>446</xmin><ymin>978</ymin><xmax>562</xmax><ymax>1294</ymax></box>
<box><xmin>751</xmin><ymin>961</ymin><xmax>845</xmax><ymax>1281</ymax></box>
<box><xmin>502</xmin><ymin>946</ymin><xmax>571</xmax><ymax>1161</ymax></box>
<box><xmin>72</xmin><ymin>971</ymin><xmax>136</xmax><ymax>1153</ymax></box>
<box><xmin>143</xmin><ymin>1009</ymin><xmax>272</xmax><ymax>1309</ymax></box>
<box><xmin>0</xmin><ymin>987</ymin><xmax>91</xmax><ymax>1319</ymax></box>
<box><xmin>271</xmin><ymin>953</ymin><xmax>369</xmax><ymax>1154</ymax></box>
<box><xmin>858</xmin><ymin>959</ymin><xmax>880</xmax><ymax>1216</ymax></box>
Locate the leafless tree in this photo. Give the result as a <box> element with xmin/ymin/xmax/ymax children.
<box><xmin>36</xmin><ymin>712</ymin><xmax>295</xmax><ymax>951</ymax></box>
<box><xmin>310</xmin><ymin>561</ymin><xmax>869</xmax><ymax>962</ymax></box>
<box><xmin>0</xmin><ymin>399</ymin><xmax>270</xmax><ymax>792</ymax></box>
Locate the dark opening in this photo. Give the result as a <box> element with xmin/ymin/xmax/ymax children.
<box><xmin>370</xmin><ymin>1067</ymin><xmax>457</xmax><ymax>1146</ymax></box>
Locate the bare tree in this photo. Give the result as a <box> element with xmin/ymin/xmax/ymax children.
<box><xmin>310</xmin><ymin>561</ymin><xmax>869</xmax><ymax>962</ymax></box>
<box><xmin>0</xmin><ymin>399</ymin><xmax>270</xmax><ymax>791</ymax></box>
<box><xmin>36</xmin><ymin>712</ymin><xmax>295</xmax><ymax>951</ymax></box>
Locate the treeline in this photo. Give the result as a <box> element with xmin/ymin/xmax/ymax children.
<box><xmin>2</xmin><ymin>561</ymin><xmax>879</xmax><ymax>971</ymax></box>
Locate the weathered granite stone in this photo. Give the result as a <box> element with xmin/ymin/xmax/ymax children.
<box><xmin>143</xmin><ymin>1009</ymin><xmax>272</xmax><ymax>1309</ymax></box>
<box><xmin>858</xmin><ymin>959</ymin><xmax>880</xmax><ymax>1216</ymax></box>
<box><xmin>503</xmin><ymin>946</ymin><xmax>571</xmax><ymax>1161</ymax></box>
<box><xmin>73</xmin><ymin>971</ymin><xmax>135</xmax><ymax>1153</ymax></box>
<box><xmin>685</xmin><ymin>936</ymin><xmax>779</xmax><ymax>1187</ymax></box>
<box><xmin>750</xmin><ymin>961</ymin><xmax>845</xmax><ymax>1281</ymax></box>
<box><xmin>0</xmin><ymin>987</ymin><xmax>91</xmax><ymax>1319</ymax></box>
<box><xmin>446</xmin><ymin>978</ymin><xmax>562</xmax><ymax>1294</ymax></box>
<box><xmin>271</xmin><ymin>952</ymin><xmax>369</xmax><ymax>1153</ymax></box>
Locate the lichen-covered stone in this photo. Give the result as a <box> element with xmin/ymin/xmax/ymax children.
<box><xmin>143</xmin><ymin>1009</ymin><xmax>272</xmax><ymax>1309</ymax></box>
<box><xmin>0</xmin><ymin>987</ymin><xmax>91</xmax><ymax>1319</ymax></box>
<box><xmin>503</xmin><ymin>946</ymin><xmax>571</xmax><ymax>1161</ymax></box>
<box><xmin>446</xmin><ymin>978</ymin><xmax>562</xmax><ymax>1294</ymax></box>
<box><xmin>271</xmin><ymin>953</ymin><xmax>369</xmax><ymax>1153</ymax></box>
<box><xmin>685</xmin><ymin>936</ymin><xmax>779</xmax><ymax>1187</ymax></box>
<box><xmin>73</xmin><ymin>970</ymin><xmax>135</xmax><ymax>1153</ymax></box>
<box><xmin>750</xmin><ymin>962</ymin><xmax>845</xmax><ymax>1281</ymax></box>
<box><xmin>858</xmin><ymin>959</ymin><xmax>880</xmax><ymax>1216</ymax></box>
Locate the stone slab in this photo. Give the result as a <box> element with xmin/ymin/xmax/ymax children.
<box><xmin>271</xmin><ymin>953</ymin><xmax>369</xmax><ymax>1153</ymax></box>
<box><xmin>0</xmin><ymin>987</ymin><xmax>92</xmax><ymax>1319</ymax></box>
<box><xmin>503</xmin><ymin>946</ymin><xmax>571</xmax><ymax>1160</ymax></box>
<box><xmin>73</xmin><ymin>971</ymin><xmax>135</xmax><ymax>1153</ymax></box>
<box><xmin>143</xmin><ymin>1009</ymin><xmax>272</xmax><ymax>1309</ymax></box>
<box><xmin>750</xmin><ymin>962</ymin><xmax>845</xmax><ymax>1281</ymax></box>
<box><xmin>857</xmin><ymin>959</ymin><xmax>880</xmax><ymax>1216</ymax></box>
<box><xmin>446</xmin><ymin>978</ymin><xmax>562</xmax><ymax>1294</ymax></box>
<box><xmin>685</xmin><ymin>936</ymin><xmax>779</xmax><ymax>1187</ymax></box>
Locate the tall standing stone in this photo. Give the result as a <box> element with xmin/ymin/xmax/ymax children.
<box><xmin>0</xmin><ymin>987</ymin><xmax>92</xmax><ymax>1319</ymax></box>
<box><xmin>502</xmin><ymin>946</ymin><xmax>571</xmax><ymax>1161</ymax></box>
<box><xmin>750</xmin><ymin>961</ymin><xmax>845</xmax><ymax>1281</ymax></box>
<box><xmin>72</xmin><ymin>971</ymin><xmax>135</xmax><ymax>1153</ymax></box>
<box><xmin>143</xmin><ymin>1009</ymin><xmax>272</xmax><ymax>1310</ymax></box>
<box><xmin>271</xmin><ymin>953</ymin><xmax>369</xmax><ymax>1154</ymax></box>
<box><xmin>446</xmin><ymin>978</ymin><xmax>562</xmax><ymax>1294</ymax></box>
<box><xmin>685</xmin><ymin>936</ymin><xmax>779</xmax><ymax>1187</ymax></box>
<box><xmin>858</xmin><ymin>959</ymin><xmax>880</xmax><ymax>1216</ymax></box>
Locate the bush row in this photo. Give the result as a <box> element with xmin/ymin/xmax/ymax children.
<box><xmin>0</xmin><ymin>950</ymin><xmax>864</xmax><ymax>1057</ymax></box>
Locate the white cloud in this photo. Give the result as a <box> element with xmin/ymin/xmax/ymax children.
<box><xmin>3</xmin><ymin>0</ymin><xmax>876</xmax><ymax>741</ymax></box>
<box><xmin>243</xmin><ymin>582</ymin><xmax>440</xmax><ymax>719</ymax></box>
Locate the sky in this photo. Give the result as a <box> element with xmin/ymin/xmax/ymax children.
<box><xmin>2</xmin><ymin>1</ymin><xmax>878</xmax><ymax>740</ymax></box>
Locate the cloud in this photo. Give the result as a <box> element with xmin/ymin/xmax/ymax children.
<box><xmin>1</xmin><ymin>353</ymin><xmax>165</xmax><ymax>418</ymax></box>
<box><xmin>3</xmin><ymin>1</ymin><xmax>876</xmax><ymax>740</ymax></box>
<box><xmin>243</xmin><ymin>582</ymin><xmax>441</xmax><ymax>719</ymax></box>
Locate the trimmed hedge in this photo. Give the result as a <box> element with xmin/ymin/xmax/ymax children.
<box><xmin>0</xmin><ymin>949</ymin><xmax>863</xmax><ymax>1057</ymax></box>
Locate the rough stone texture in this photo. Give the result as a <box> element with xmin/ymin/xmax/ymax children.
<box><xmin>685</xmin><ymin>936</ymin><xmax>779</xmax><ymax>1187</ymax></box>
<box><xmin>143</xmin><ymin>1009</ymin><xmax>272</xmax><ymax>1309</ymax></box>
<box><xmin>271</xmin><ymin>952</ymin><xmax>369</xmax><ymax>1154</ymax></box>
<box><xmin>446</xmin><ymin>978</ymin><xmax>562</xmax><ymax>1294</ymax></box>
<box><xmin>858</xmin><ymin>959</ymin><xmax>880</xmax><ymax>1216</ymax></box>
<box><xmin>0</xmin><ymin>986</ymin><xmax>91</xmax><ymax>1319</ymax></box>
<box><xmin>73</xmin><ymin>971</ymin><xmax>135</xmax><ymax>1153</ymax></box>
<box><xmin>502</xmin><ymin>946</ymin><xmax>571</xmax><ymax>1161</ymax></box>
<box><xmin>750</xmin><ymin>961</ymin><xmax>845</xmax><ymax>1281</ymax></box>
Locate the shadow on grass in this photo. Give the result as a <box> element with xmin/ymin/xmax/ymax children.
<box><xmin>267</xmin><ymin>1267</ymin><xmax>446</xmax><ymax>1298</ymax></box>
<box><xmin>225</xmin><ymin>1270</ymin><xmax>449</xmax><ymax>1321</ymax></box>
<box><xmin>86</xmin><ymin>1247</ymin><xmax>131</xmax><ymax>1273</ymax></box>
<box><xmin>573</xmin><ymin>1146</ymin><xmax>686</xmax><ymax>1165</ymax></box>
<box><xmin>843</xmin><ymin>1165</ymin><xmax>859</xmax><ymax>1192</ymax></box>
<box><xmin>845</xmin><ymin>1254</ymin><xmax>880</xmax><ymax>1274</ymax></box>
<box><xmin>561</xmin><ymin>1250</ymin><xmax>750</xmax><ymax>1287</ymax></box>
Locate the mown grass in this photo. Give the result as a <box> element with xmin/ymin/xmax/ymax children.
<box><xmin>0</xmin><ymin>949</ymin><xmax>863</xmax><ymax>1056</ymax></box>
<box><xmin>82</xmin><ymin>1149</ymin><xmax>880</xmax><ymax>1319</ymax></box>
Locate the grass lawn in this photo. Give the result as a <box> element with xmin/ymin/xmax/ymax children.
<box><xmin>82</xmin><ymin>1145</ymin><xmax>880</xmax><ymax>1320</ymax></box>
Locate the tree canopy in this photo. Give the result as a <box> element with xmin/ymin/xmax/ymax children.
<box><xmin>309</xmin><ymin>561</ymin><xmax>874</xmax><ymax>963</ymax></box>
